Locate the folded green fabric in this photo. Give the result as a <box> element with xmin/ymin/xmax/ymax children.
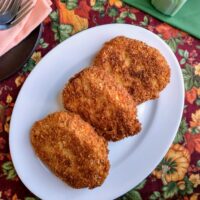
<box><xmin>151</xmin><ymin>0</ymin><xmax>187</xmax><ymax>16</ymax></box>
<box><xmin>123</xmin><ymin>0</ymin><xmax>200</xmax><ymax>39</ymax></box>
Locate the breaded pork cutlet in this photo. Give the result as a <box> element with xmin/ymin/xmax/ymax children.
<box><xmin>94</xmin><ymin>36</ymin><xmax>170</xmax><ymax>104</ymax></box>
<box><xmin>30</xmin><ymin>111</ymin><xmax>110</xmax><ymax>189</ymax></box>
<box><xmin>62</xmin><ymin>67</ymin><xmax>141</xmax><ymax>141</ymax></box>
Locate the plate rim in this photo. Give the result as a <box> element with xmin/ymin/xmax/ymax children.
<box><xmin>9</xmin><ymin>24</ymin><xmax>185</xmax><ymax>200</ymax></box>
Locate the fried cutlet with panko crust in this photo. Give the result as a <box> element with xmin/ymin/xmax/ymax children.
<box><xmin>30</xmin><ymin>111</ymin><xmax>110</xmax><ymax>189</ymax></box>
<box><xmin>94</xmin><ymin>36</ymin><xmax>170</xmax><ymax>104</ymax></box>
<box><xmin>62</xmin><ymin>67</ymin><xmax>141</xmax><ymax>141</ymax></box>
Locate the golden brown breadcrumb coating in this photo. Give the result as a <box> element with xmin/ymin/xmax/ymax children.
<box><xmin>94</xmin><ymin>36</ymin><xmax>170</xmax><ymax>104</ymax></box>
<box><xmin>30</xmin><ymin>111</ymin><xmax>110</xmax><ymax>189</ymax></box>
<box><xmin>62</xmin><ymin>67</ymin><xmax>141</xmax><ymax>141</ymax></box>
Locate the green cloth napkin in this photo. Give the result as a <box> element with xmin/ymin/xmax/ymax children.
<box><xmin>123</xmin><ymin>0</ymin><xmax>200</xmax><ymax>39</ymax></box>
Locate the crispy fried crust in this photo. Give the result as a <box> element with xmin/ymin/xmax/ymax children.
<box><xmin>30</xmin><ymin>111</ymin><xmax>110</xmax><ymax>189</ymax></box>
<box><xmin>62</xmin><ymin>67</ymin><xmax>141</xmax><ymax>141</ymax></box>
<box><xmin>94</xmin><ymin>36</ymin><xmax>170</xmax><ymax>104</ymax></box>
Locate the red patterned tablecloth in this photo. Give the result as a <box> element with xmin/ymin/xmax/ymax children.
<box><xmin>0</xmin><ymin>0</ymin><xmax>200</xmax><ymax>199</ymax></box>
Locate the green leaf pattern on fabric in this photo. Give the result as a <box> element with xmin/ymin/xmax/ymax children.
<box><xmin>2</xmin><ymin>161</ymin><xmax>17</xmax><ymax>180</ymax></box>
<box><xmin>61</xmin><ymin>0</ymin><xmax>78</xmax><ymax>10</ymax></box>
<box><xmin>173</xmin><ymin>118</ymin><xmax>188</xmax><ymax>144</ymax></box>
<box><xmin>50</xmin><ymin>11</ymin><xmax>73</xmax><ymax>42</ymax></box>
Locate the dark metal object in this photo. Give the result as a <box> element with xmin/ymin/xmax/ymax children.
<box><xmin>0</xmin><ymin>24</ymin><xmax>43</xmax><ymax>81</ymax></box>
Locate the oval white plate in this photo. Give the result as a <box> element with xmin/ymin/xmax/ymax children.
<box><xmin>9</xmin><ymin>24</ymin><xmax>184</xmax><ymax>200</ymax></box>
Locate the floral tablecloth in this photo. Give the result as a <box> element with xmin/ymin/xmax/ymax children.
<box><xmin>0</xmin><ymin>0</ymin><xmax>200</xmax><ymax>199</ymax></box>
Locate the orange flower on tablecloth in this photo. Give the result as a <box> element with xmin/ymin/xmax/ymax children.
<box><xmin>155</xmin><ymin>23</ymin><xmax>186</xmax><ymax>40</ymax></box>
<box><xmin>184</xmin><ymin>133</ymin><xmax>200</xmax><ymax>154</ymax></box>
<box><xmin>190</xmin><ymin>109</ymin><xmax>200</xmax><ymax>128</ymax></box>
<box><xmin>4</xmin><ymin>116</ymin><xmax>10</xmax><ymax>133</ymax></box>
<box><xmin>190</xmin><ymin>193</ymin><xmax>200</xmax><ymax>200</ymax></box>
<box><xmin>6</xmin><ymin>94</ymin><xmax>12</xmax><ymax>104</ymax></box>
<box><xmin>43</xmin><ymin>16</ymin><xmax>51</xmax><ymax>24</ymax></box>
<box><xmin>74</xmin><ymin>0</ymin><xmax>91</xmax><ymax>19</ymax></box>
<box><xmin>55</xmin><ymin>0</ymin><xmax>88</xmax><ymax>33</ymax></box>
<box><xmin>194</xmin><ymin>63</ymin><xmax>200</xmax><ymax>76</ymax></box>
<box><xmin>90</xmin><ymin>0</ymin><xmax>96</xmax><ymax>6</ymax></box>
<box><xmin>189</xmin><ymin>174</ymin><xmax>200</xmax><ymax>188</ymax></box>
<box><xmin>12</xmin><ymin>194</ymin><xmax>18</xmax><ymax>200</ymax></box>
<box><xmin>109</xmin><ymin>0</ymin><xmax>123</xmax><ymax>8</ymax></box>
<box><xmin>4</xmin><ymin>122</ymin><xmax>9</xmax><ymax>133</ymax></box>
<box><xmin>186</xmin><ymin>87</ymin><xmax>197</xmax><ymax>104</ymax></box>
<box><xmin>177</xmin><ymin>181</ymin><xmax>186</xmax><ymax>190</ymax></box>
<box><xmin>153</xmin><ymin>144</ymin><xmax>190</xmax><ymax>184</ymax></box>
<box><xmin>15</xmin><ymin>75</ymin><xmax>25</xmax><ymax>87</ymax></box>
<box><xmin>197</xmin><ymin>88</ymin><xmax>200</xmax><ymax>96</ymax></box>
<box><xmin>31</xmin><ymin>52</ymin><xmax>42</xmax><ymax>64</ymax></box>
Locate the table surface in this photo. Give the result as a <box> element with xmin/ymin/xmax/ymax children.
<box><xmin>0</xmin><ymin>0</ymin><xmax>200</xmax><ymax>199</ymax></box>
